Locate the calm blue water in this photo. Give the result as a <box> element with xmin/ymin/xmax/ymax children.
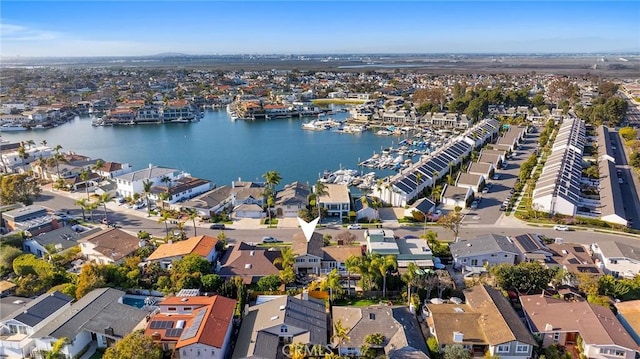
<box><xmin>2</xmin><ymin>109</ymin><xmax>404</xmax><ymax>187</ymax></box>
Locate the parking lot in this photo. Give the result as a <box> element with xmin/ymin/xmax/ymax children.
<box><xmin>463</xmin><ymin>129</ymin><xmax>539</xmax><ymax>225</ymax></box>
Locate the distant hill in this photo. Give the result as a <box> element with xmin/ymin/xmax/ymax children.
<box><xmin>152</xmin><ymin>52</ymin><xmax>190</xmax><ymax>57</ymax></box>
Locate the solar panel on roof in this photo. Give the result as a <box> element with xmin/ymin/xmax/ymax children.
<box><xmin>150</xmin><ymin>321</ymin><xmax>174</xmax><ymax>329</ymax></box>
<box><xmin>180</xmin><ymin>309</ymin><xmax>206</xmax><ymax>341</ymax></box>
<box><xmin>165</xmin><ymin>328</ymin><xmax>184</xmax><ymax>338</ymax></box>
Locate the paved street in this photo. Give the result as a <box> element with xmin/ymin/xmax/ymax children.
<box><xmin>611</xmin><ymin>129</ymin><xmax>640</xmax><ymax>229</ymax></box>
<box><xmin>33</xmin><ymin>186</ymin><xmax>639</xmax><ymax>250</ymax></box>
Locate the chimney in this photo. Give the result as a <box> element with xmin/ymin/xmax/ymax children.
<box><xmin>545</xmin><ymin>323</ymin><xmax>553</xmax><ymax>331</ymax></box>
<box><xmin>453</xmin><ymin>331</ymin><xmax>464</xmax><ymax>343</ymax></box>
<box><xmin>105</xmin><ymin>327</ymin><xmax>115</xmax><ymax>336</ymax></box>
<box><xmin>302</xmin><ymin>290</ymin><xmax>309</xmax><ymax>301</ymax></box>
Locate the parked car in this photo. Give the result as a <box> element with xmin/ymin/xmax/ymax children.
<box><xmin>482</xmin><ymin>187</ymin><xmax>489</xmax><ymax>194</ymax></box>
<box><xmin>493</xmin><ymin>174</ymin><xmax>501</xmax><ymax>180</ymax></box>
<box><xmin>618</xmin><ymin>178</ymin><xmax>624</xmax><ymax>184</ymax></box>
<box><xmin>470</xmin><ymin>201</ymin><xmax>478</xmax><ymax>209</ymax></box>
<box><xmin>553</xmin><ymin>225</ymin><xmax>570</xmax><ymax>231</ymax></box>
<box><xmin>133</xmin><ymin>202</ymin><xmax>146</xmax><ymax>210</ymax></box>
<box><xmin>210</xmin><ymin>223</ymin><xmax>225</xmax><ymax>230</ymax></box>
<box><xmin>262</xmin><ymin>236</ymin><xmax>280</xmax><ymax>243</ymax></box>
<box><xmin>347</xmin><ymin>223</ymin><xmax>362</xmax><ymax>230</ymax></box>
<box><xmin>499</xmin><ymin>205</ymin><xmax>506</xmax><ymax>211</ymax></box>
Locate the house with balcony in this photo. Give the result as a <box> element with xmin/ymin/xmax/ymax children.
<box><xmin>114</xmin><ymin>164</ymin><xmax>178</xmax><ymax>199</ymax></box>
<box><xmin>449</xmin><ymin>234</ymin><xmax>520</xmax><ymax>271</ymax></box>
<box><xmin>145</xmin><ymin>294</ymin><xmax>237</xmax><ymax>359</ymax></box>
<box><xmin>232</xmin><ymin>294</ymin><xmax>327</xmax><ymax>359</ymax></box>
<box><xmin>425</xmin><ymin>285</ymin><xmax>536</xmax><ymax>358</ymax></box>
<box><xmin>520</xmin><ymin>295</ymin><xmax>638</xmax><ymax>359</ymax></box>
<box><xmin>332</xmin><ymin>306</ymin><xmax>429</xmax><ymax>358</ymax></box>
<box><xmin>353</xmin><ymin>196</ymin><xmax>379</xmax><ymax>222</ymax></box>
<box><xmin>93</xmin><ymin>161</ymin><xmax>133</xmax><ymax>179</ymax></box>
<box><xmin>590</xmin><ymin>241</ymin><xmax>640</xmax><ymax>279</ymax></box>
<box><xmin>147</xmin><ymin>235</ymin><xmax>219</xmax><ymax>270</ymax></box>
<box><xmin>149</xmin><ymin>176</ymin><xmax>213</xmax><ymax>207</ymax></box>
<box><xmin>31</xmin><ymin>288</ymin><xmax>148</xmax><ymax>359</ymax></box>
<box><xmin>22</xmin><ymin>226</ymin><xmax>100</xmax><ymax>259</ymax></box>
<box><xmin>317</xmin><ymin>183</ymin><xmax>351</xmax><ymax>218</ymax></box>
<box><xmin>181</xmin><ymin>186</ymin><xmax>233</xmax><ymax>218</ymax></box>
<box><xmin>292</xmin><ymin>232</ymin><xmax>324</xmax><ymax>275</ymax></box>
<box><xmin>320</xmin><ymin>246</ymin><xmax>363</xmax><ymax>276</ymax></box>
<box><xmin>0</xmin><ymin>291</ymin><xmax>73</xmax><ymax>359</ymax></box>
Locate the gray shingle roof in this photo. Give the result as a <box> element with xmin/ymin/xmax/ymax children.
<box><xmin>11</xmin><ymin>291</ymin><xmax>73</xmax><ymax>327</ymax></box>
<box><xmin>450</xmin><ymin>234</ymin><xmax>520</xmax><ymax>258</ymax></box>
<box><xmin>32</xmin><ymin>288</ymin><xmax>148</xmax><ymax>340</ymax></box>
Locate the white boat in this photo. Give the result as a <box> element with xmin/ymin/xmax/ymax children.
<box><xmin>375</xmin><ymin>130</ymin><xmax>392</xmax><ymax>136</ymax></box>
<box><xmin>302</xmin><ymin>120</ymin><xmax>328</xmax><ymax>131</ymax></box>
<box><xmin>0</xmin><ymin>124</ymin><xmax>27</xmax><ymax>132</ymax></box>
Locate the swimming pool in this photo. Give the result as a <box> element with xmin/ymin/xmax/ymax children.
<box><xmin>122</xmin><ymin>295</ymin><xmax>162</xmax><ymax>309</ymax></box>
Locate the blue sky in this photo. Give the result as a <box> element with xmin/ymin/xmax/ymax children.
<box><xmin>1</xmin><ymin>1</ymin><xmax>639</xmax><ymax>57</ymax></box>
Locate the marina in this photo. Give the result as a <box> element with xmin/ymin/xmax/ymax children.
<box><xmin>1</xmin><ymin>108</ymin><xmax>404</xmax><ymax>188</ymax></box>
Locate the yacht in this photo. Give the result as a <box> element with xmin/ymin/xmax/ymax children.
<box><xmin>0</xmin><ymin>123</ymin><xmax>27</xmax><ymax>131</ymax></box>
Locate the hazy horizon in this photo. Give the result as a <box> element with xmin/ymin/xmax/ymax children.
<box><xmin>2</xmin><ymin>1</ymin><xmax>639</xmax><ymax>57</ymax></box>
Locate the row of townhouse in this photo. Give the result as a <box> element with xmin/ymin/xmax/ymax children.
<box><xmin>381</xmin><ymin>118</ymin><xmax>500</xmax><ymax>207</ymax></box>
<box><xmin>596</xmin><ymin>125</ymin><xmax>628</xmax><ymax>226</ymax></box>
<box><xmin>532</xmin><ymin>118</ymin><xmax>586</xmax><ymax>216</ymax></box>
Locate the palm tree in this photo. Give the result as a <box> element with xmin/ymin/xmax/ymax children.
<box><xmin>262</xmin><ymin>170</ymin><xmax>282</xmax><ymax>224</ymax></box>
<box><xmin>75</xmin><ymin>198</ymin><xmax>89</xmax><ymax>221</ymax></box>
<box><xmin>158</xmin><ymin>211</ymin><xmax>170</xmax><ymax>237</ymax></box>
<box><xmin>314</xmin><ymin>180</ymin><xmax>329</xmax><ymax>222</ymax></box>
<box><xmin>160</xmin><ymin>175</ymin><xmax>172</xmax><ymax>194</ymax></box>
<box><xmin>25</xmin><ymin>139</ymin><xmax>35</xmax><ymax>149</ymax></box>
<box><xmin>448</xmin><ymin>161</ymin><xmax>454</xmax><ymax>177</ymax></box>
<box><xmin>92</xmin><ymin>159</ymin><xmax>104</xmax><ymax>179</ymax></box>
<box><xmin>142</xmin><ymin>180</ymin><xmax>153</xmax><ymax>217</ymax></box>
<box><xmin>323</xmin><ymin>268</ymin><xmax>343</xmax><ymax>300</ymax></box>
<box><xmin>401</xmin><ymin>262</ymin><xmax>420</xmax><ymax>308</ymax></box>
<box><xmin>431</xmin><ymin>185</ymin><xmax>443</xmax><ymax>204</ymax></box>
<box><xmin>38</xmin><ymin>337</ymin><xmax>70</xmax><ymax>359</ymax></box>
<box><xmin>274</xmin><ymin>246</ymin><xmax>295</xmax><ymax>285</ymax></box>
<box><xmin>175</xmin><ymin>221</ymin><xmax>187</xmax><ymax>240</ymax></box>
<box><xmin>332</xmin><ymin>320</ymin><xmax>350</xmax><ymax>350</ymax></box>
<box><xmin>41</xmin><ymin>140</ymin><xmax>47</xmax><ymax>147</ymax></box>
<box><xmin>158</xmin><ymin>191</ymin><xmax>169</xmax><ymax>209</ymax></box>
<box><xmin>370</xmin><ymin>253</ymin><xmax>397</xmax><ymax>298</ymax></box>
<box><xmin>17</xmin><ymin>145</ymin><xmax>29</xmax><ymax>162</ymax></box>
<box><xmin>86</xmin><ymin>201</ymin><xmax>99</xmax><ymax>222</ymax></box>
<box><xmin>80</xmin><ymin>170</ymin><xmax>91</xmax><ymax>200</ymax></box>
<box><xmin>98</xmin><ymin>193</ymin><xmax>113</xmax><ymax>224</ymax></box>
<box><xmin>184</xmin><ymin>208</ymin><xmax>198</xmax><ymax>236</ymax></box>
<box><xmin>345</xmin><ymin>255</ymin><xmax>360</xmax><ymax>297</ymax></box>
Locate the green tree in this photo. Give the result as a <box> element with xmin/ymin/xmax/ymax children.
<box><xmin>332</xmin><ymin>319</ymin><xmax>350</xmax><ymax>349</ymax></box>
<box><xmin>103</xmin><ymin>330</ymin><xmax>162</xmax><ymax>359</ymax></box>
<box><xmin>322</xmin><ymin>268</ymin><xmax>344</xmax><ymax>300</ymax></box>
<box><xmin>313</xmin><ymin>181</ymin><xmax>329</xmax><ymax>222</ymax></box>
<box><xmin>98</xmin><ymin>192</ymin><xmax>113</xmax><ymax>224</ymax></box>
<box><xmin>201</xmin><ymin>273</ymin><xmax>223</xmax><ymax>293</ymax></box>
<box><xmin>257</xmin><ymin>274</ymin><xmax>282</xmax><ymax>292</ymax></box>
<box><xmin>76</xmin><ymin>264</ymin><xmax>106</xmax><ymax>298</ymax></box>
<box><xmin>0</xmin><ymin>245</ymin><xmax>23</xmax><ymax>275</ymax></box>
<box><xmin>370</xmin><ymin>253</ymin><xmax>397</xmax><ymax>298</ymax></box>
<box><xmin>262</xmin><ymin>170</ymin><xmax>282</xmax><ymax>223</ymax></box>
<box><xmin>620</xmin><ymin>127</ymin><xmax>637</xmax><ymax>142</ymax></box>
<box><xmin>345</xmin><ymin>255</ymin><xmax>360</xmax><ymax>296</ymax></box>
<box><xmin>0</xmin><ymin>173</ymin><xmax>42</xmax><ymax>205</ymax></box>
<box><xmin>364</xmin><ymin>333</ymin><xmax>384</xmax><ymax>346</ymax></box>
<box><xmin>490</xmin><ymin>262</ymin><xmax>555</xmax><ymax>294</ymax></box>
<box><xmin>438</xmin><ymin>210</ymin><xmax>464</xmax><ymax>240</ymax></box>
<box><xmin>427</xmin><ymin>337</ymin><xmax>440</xmax><ymax>358</ymax></box>
<box><xmin>443</xmin><ymin>344</ymin><xmax>471</xmax><ymax>359</ymax></box>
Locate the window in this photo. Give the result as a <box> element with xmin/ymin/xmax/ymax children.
<box><xmin>497</xmin><ymin>345</ymin><xmax>510</xmax><ymax>353</ymax></box>
<box><xmin>610</xmin><ymin>259</ymin><xmax>618</xmax><ymax>264</ymax></box>
<box><xmin>471</xmin><ymin>259</ymin><xmax>478</xmax><ymax>266</ymax></box>
<box><xmin>553</xmin><ymin>333</ymin><xmax>560</xmax><ymax>342</ymax></box>
<box><xmin>516</xmin><ymin>345</ymin><xmax>528</xmax><ymax>353</ymax></box>
<box><xmin>369</xmin><ymin>313</ymin><xmax>376</xmax><ymax>320</ymax></box>
<box><xmin>280</xmin><ymin>325</ymin><xmax>288</xmax><ymax>333</ymax></box>
<box><xmin>168</xmin><ymin>307</ymin><xmax>177</xmax><ymax>311</ymax></box>
<box><xmin>614</xmin><ymin>350</ymin><xmax>625</xmax><ymax>357</ymax></box>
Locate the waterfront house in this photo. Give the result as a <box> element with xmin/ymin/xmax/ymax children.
<box><xmin>181</xmin><ymin>186</ymin><xmax>233</xmax><ymax>218</ymax></box>
<box><xmin>2</xmin><ymin>205</ymin><xmax>58</xmax><ymax>235</ymax></box>
<box><xmin>331</xmin><ymin>306</ymin><xmax>429</xmax><ymax>358</ymax></box>
<box><xmin>146</xmin><ymin>294</ymin><xmax>237</xmax><ymax>359</ymax></box>
<box><xmin>232</xmin><ymin>294</ymin><xmax>327</xmax><ymax>359</ymax></box>
<box><xmin>150</xmin><ymin>176</ymin><xmax>213</xmax><ymax>207</ymax></box>
<box><xmin>114</xmin><ymin>164</ymin><xmax>178</xmax><ymax>199</ymax></box>
<box><xmin>93</xmin><ymin>161</ymin><xmax>133</xmax><ymax>179</ymax></box>
<box><xmin>449</xmin><ymin>234</ymin><xmax>520</xmax><ymax>271</ymax></box>
<box><xmin>317</xmin><ymin>183</ymin><xmax>351</xmax><ymax>219</ymax></box>
<box><xmin>0</xmin><ymin>291</ymin><xmax>73</xmax><ymax>359</ymax></box>
<box><xmin>520</xmin><ymin>295</ymin><xmax>639</xmax><ymax>359</ymax></box>
<box><xmin>274</xmin><ymin>182</ymin><xmax>310</xmax><ymax>218</ymax></box>
<box><xmin>22</xmin><ymin>226</ymin><xmax>100</xmax><ymax>259</ymax></box>
<box><xmin>590</xmin><ymin>241</ymin><xmax>640</xmax><ymax>279</ymax></box>
<box><xmin>1</xmin><ymin>145</ymin><xmax>52</xmax><ymax>172</ymax></box>
<box><xmin>440</xmin><ymin>184</ymin><xmax>473</xmax><ymax>208</ymax></box>
<box><xmin>353</xmin><ymin>196</ymin><xmax>379</xmax><ymax>222</ymax></box>
<box><xmin>31</xmin><ymin>288</ymin><xmax>148</xmax><ymax>359</ymax></box>
<box><xmin>455</xmin><ymin>172</ymin><xmax>484</xmax><ymax>194</ymax></box>
<box><xmin>229</xmin><ymin>179</ymin><xmax>266</xmax><ymax>208</ymax></box>
<box><xmin>217</xmin><ymin>242</ymin><xmax>281</xmax><ymax>284</ymax></box>
<box><xmin>79</xmin><ymin>228</ymin><xmax>141</xmax><ymax>265</ymax></box>
<box><xmin>147</xmin><ymin>235</ymin><xmax>219</xmax><ymax>270</ymax></box>
<box><xmin>425</xmin><ymin>285</ymin><xmax>536</xmax><ymax>358</ymax></box>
